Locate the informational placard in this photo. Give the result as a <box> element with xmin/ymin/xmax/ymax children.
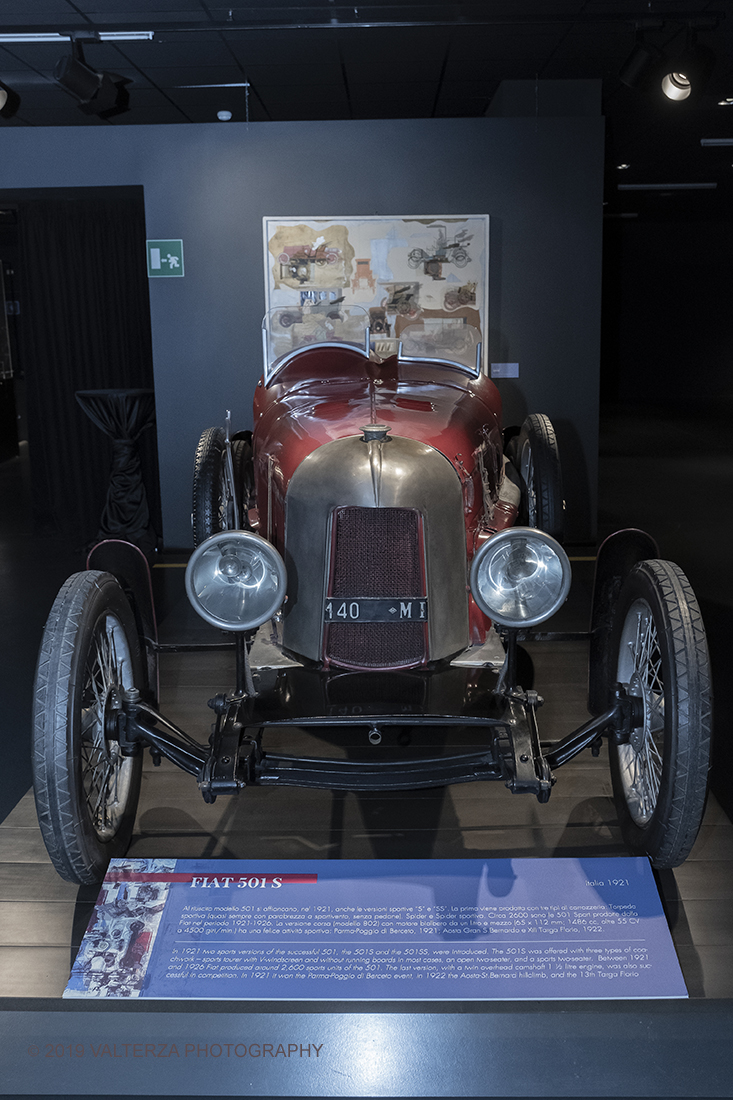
<box><xmin>64</xmin><ymin>857</ymin><xmax>686</xmax><ymax>1000</ymax></box>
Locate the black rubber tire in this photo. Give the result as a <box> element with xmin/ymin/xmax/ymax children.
<box><xmin>192</xmin><ymin>428</ymin><xmax>254</xmax><ymax>546</ymax></box>
<box><xmin>192</xmin><ymin>426</ymin><xmax>227</xmax><ymax>547</ymax></box>
<box><xmin>231</xmin><ymin>437</ymin><xmax>254</xmax><ymax>516</ymax></box>
<box><xmin>609</xmin><ymin>560</ymin><xmax>712</xmax><ymax>869</ymax></box>
<box><xmin>515</xmin><ymin>413</ymin><xmax>565</xmax><ymax>542</ymax></box>
<box><xmin>32</xmin><ymin>571</ymin><xmax>144</xmax><ymax>884</ymax></box>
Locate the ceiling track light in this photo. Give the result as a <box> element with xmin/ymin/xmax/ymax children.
<box><xmin>0</xmin><ymin>79</ymin><xmax>21</xmax><ymax>119</ymax></box>
<box><xmin>660</xmin><ymin>28</ymin><xmax>715</xmax><ymax>102</ymax></box>
<box><xmin>619</xmin><ymin>23</ymin><xmax>716</xmax><ymax>102</ymax></box>
<box><xmin>619</xmin><ymin>34</ymin><xmax>667</xmax><ymax>92</ymax></box>
<box><xmin>52</xmin><ymin>36</ymin><xmax>131</xmax><ymax>119</ymax></box>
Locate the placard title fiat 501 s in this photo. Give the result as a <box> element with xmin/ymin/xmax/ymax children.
<box><xmin>32</xmin><ymin>308</ymin><xmax>712</xmax><ymax>884</ymax></box>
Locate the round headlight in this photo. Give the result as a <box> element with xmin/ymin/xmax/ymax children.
<box><xmin>185</xmin><ymin>530</ymin><xmax>287</xmax><ymax>632</ymax></box>
<box><xmin>470</xmin><ymin>527</ymin><xmax>571</xmax><ymax>628</ymax></box>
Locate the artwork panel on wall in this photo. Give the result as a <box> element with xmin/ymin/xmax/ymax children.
<box><xmin>263</xmin><ymin>215</ymin><xmax>489</xmax><ymax>375</ymax></box>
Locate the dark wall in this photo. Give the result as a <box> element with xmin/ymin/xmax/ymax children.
<box><xmin>602</xmin><ymin>216</ymin><xmax>733</xmax><ymax>409</ymax></box>
<box><xmin>0</xmin><ymin>116</ymin><xmax>604</xmax><ymax>545</ymax></box>
<box><xmin>600</xmin><ymin>214</ymin><xmax>733</xmax><ymax>823</ymax></box>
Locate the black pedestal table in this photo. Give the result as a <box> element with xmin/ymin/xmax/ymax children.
<box><xmin>75</xmin><ymin>388</ymin><xmax>157</xmax><ymax>558</ymax></box>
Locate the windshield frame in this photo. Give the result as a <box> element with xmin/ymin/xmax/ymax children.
<box><xmin>262</xmin><ymin>308</ymin><xmax>485</xmax><ymax>385</ymax></box>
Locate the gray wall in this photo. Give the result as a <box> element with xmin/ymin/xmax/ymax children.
<box><xmin>0</xmin><ymin>115</ymin><xmax>604</xmax><ymax>546</ymax></box>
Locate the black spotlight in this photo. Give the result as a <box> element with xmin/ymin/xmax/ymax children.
<box><xmin>661</xmin><ymin>37</ymin><xmax>715</xmax><ymax>102</ymax></box>
<box><xmin>0</xmin><ymin>80</ymin><xmax>21</xmax><ymax>119</ymax></box>
<box><xmin>619</xmin><ymin>40</ymin><xmax>667</xmax><ymax>91</ymax></box>
<box><xmin>53</xmin><ymin>40</ymin><xmax>130</xmax><ymax>119</ymax></box>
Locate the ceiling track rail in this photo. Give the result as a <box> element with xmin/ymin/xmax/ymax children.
<box><xmin>0</xmin><ymin>12</ymin><xmax>725</xmax><ymax>40</ymax></box>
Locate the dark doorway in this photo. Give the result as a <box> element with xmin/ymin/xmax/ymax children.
<box><xmin>0</xmin><ymin>185</ymin><xmax>161</xmax><ymax>546</ymax></box>
<box><xmin>0</xmin><ymin>186</ymin><xmax>160</xmax><ymax>823</ymax></box>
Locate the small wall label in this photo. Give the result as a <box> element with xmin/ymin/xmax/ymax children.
<box><xmin>491</xmin><ymin>362</ymin><xmax>519</xmax><ymax>379</ymax></box>
<box><xmin>147</xmin><ymin>239</ymin><xmax>184</xmax><ymax>277</ymax></box>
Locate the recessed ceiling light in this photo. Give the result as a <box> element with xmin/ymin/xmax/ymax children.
<box><xmin>618</xmin><ymin>182</ymin><xmax>717</xmax><ymax>190</ymax></box>
<box><xmin>0</xmin><ymin>80</ymin><xmax>21</xmax><ymax>118</ymax></box>
<box><xmin>179</xmin><ymin>83</ymin><xmax>250</xmax><ymax>89</ymax></box>
<box><xmin>0</xmin><ymin>31</ymin><xmax>153</xmax><ymax>43</ymax></box>
<box><xmin>97</xmin><ymin>32</ymin><xmax>154</xmax><ymax>42</ymax></box>
<box><xmin>217</xmin><ymin>110</ymin><xmax>232</xmax><ymax>121</ymax></box>
<box><xmin>617</xmin><ymin>163</ymin><xmax>630</xmax><ymax>170</ymax></box>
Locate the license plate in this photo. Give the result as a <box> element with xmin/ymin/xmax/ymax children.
<box><xmin>324</xmin><ymin>597</ymin><xmax>427</xmax><ymax>623</ymax></box>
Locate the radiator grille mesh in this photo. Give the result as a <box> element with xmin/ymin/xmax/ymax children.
<box><xmin>326</xmin><ymin>507</ymin><xmax>425</xmax><ymax>669</ymax></box>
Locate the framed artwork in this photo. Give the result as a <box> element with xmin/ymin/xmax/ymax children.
<box><xmin>262</xmin><ymin>215</ymin><xmax>489</xmax><ymax>374</ymax></box>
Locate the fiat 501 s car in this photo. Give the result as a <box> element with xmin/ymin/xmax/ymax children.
<box><xmin>32</xmin><ymin>308</ymin><xmax>712</xmax><ymax>884</ymax></box>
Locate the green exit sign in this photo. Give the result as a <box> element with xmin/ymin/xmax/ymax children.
<box><xmin>147</xmin><ymin>239</ymin><xmax>184</xmax><ymax>277</ymax></box>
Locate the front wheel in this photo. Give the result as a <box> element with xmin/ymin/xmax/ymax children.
<box><xmin>514</xmin><ymin>413</ymin><xmax>565</xmax><ymax>542</ymax></box>
<box><xmin>32</xmin><ymin>572</ymin><xmax>144</xmax><ymax>884</ymax></box>
<box><xmin>609</xmin><ymin>560</ymin><xmax>711</xmax><ymax>868</ymax></box>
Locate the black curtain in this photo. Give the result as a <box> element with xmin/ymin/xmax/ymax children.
<box><xmin>17</xmin><ymin>189</ymin><xmax>161</xmax><ymax>544</ymax></box>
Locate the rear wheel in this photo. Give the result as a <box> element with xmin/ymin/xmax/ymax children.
<box><xmin>192</xmin><ymin>426</ymin><xmax>227</xmax><ymax>546</ymax></box>
<box><xmin>32</xmin><ymin>572</ymin><xmax>143</xmax><ymax>884</ymax></box>
<box><xmin>192</xmin><ymin>428</ymin><xmax>254</xmax><ymax>546</ymax></box>
<box><xmin>609</xmin><ymin>560</ymin><xmax>711</xmax><ymax>868</ymax></box>
<box><xmin>515</xmin><ymin>413</ymin><xmax>565</xmax><ymax>542</ymax></box>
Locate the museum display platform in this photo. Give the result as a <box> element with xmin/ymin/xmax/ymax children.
<box><xmin>2</xmin><ymin>997</ymin><xmax>733</xmax><ymax>1097</ymax></box>
<box><xmin>3</xmin><ymin>596</ymin><xmax>732</xmax><ymax>1095</ymax></box>
<box><xmin>2</xmin><ymin>405</ymin><xmax>733</xmax><ymax>1096</ymax></box>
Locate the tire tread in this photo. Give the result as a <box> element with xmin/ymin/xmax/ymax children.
<box><xmin>192</xmin><ymin>426</ymin><xmax>226</xmax><ymax>547</ymax></box>
<box><xmin>32</xmin><ymin>571</ymin><xmax>143</xmax><ymax>884</ymax></box>
<box><xmin>516</xmin><ymin>413</ymin><xmax>565</xmax><ymax>542</ymax></box>
<box><xmin>610</xmin><ymin>559</ymin><xmax>711</xmax><ymax>868</ymax></box>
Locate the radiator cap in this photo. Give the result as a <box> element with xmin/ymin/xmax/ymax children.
<box><xmin>360</xmin><ymin>423</ymin><xmax>391</xmax><ymax>442</ymax></box>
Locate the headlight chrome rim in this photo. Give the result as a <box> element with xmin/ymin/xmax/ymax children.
<box><xmin>185</xmin><ymin>530</ymin><xmax>287</xmax><ymax>632</ymax></box>
<box><xmin>470</xmin><ymin>527</ymin><xmax>571</xmax><ymax>628</ymax></box>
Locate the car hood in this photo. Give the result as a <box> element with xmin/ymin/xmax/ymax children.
<box><xmin>252</xmin><ymin>344</ymin><xmax>502</xmax><ymax>488</ymax></box>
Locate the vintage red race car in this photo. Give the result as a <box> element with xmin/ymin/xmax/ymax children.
<box><xmin>32</xmin><ymin>308</ymin><xmax>712</xmax><ymax>883</ymax></box>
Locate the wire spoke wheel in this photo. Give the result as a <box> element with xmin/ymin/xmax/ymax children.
<box><xmin>79</xmin><ymin>614</ymin><xmax>137</xmax><ymax>841</ymax></box>
<box><xmin>609</xmin><ymin>560</ymin><xmax>712</xmax><ymax>868</ymax></box>
<box><xmin>616</xmin><ymin>598</ymin><xmax>665</xmax><ymax>824</ymax></box>
<box><xmin>520</xmin><ymin>440</ymin><xmax>538</xmax><ymax>527</ymax></box>
<box><xmin>32</xmin><ymin>572</ymin><xmax>143</xmax><ymax>883</ymax></box>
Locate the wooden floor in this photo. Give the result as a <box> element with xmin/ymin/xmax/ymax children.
<box><xmin>2</xmin><ymin>619</ymin><xmax>732</xmax><ymax>1000</ymax></box>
